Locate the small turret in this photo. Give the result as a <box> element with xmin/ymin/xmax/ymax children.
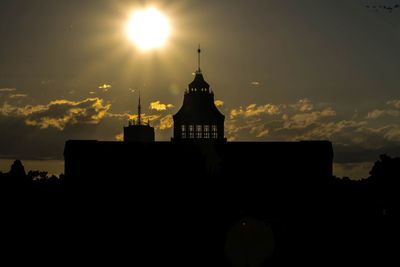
<box><xmin>123</xmin><ymin>93</ymin><xmax>155</xmax><ymax>142</ymax></box>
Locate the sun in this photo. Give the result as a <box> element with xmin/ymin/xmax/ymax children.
<box><xmin>126</xmin><ymin>7</ymin><xmax>171</xmax><ymax>51</ymax></box>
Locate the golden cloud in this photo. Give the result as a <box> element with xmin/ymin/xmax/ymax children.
<box><xmin>214</xmin><ymin>100</ymin><xmax>224</xmax><ymax>107</ymax></box>
<box><xmin>1</xmin><ymin>98</ymin><xmax>111</xmax><ymax>130</ymax></box>
<box><xmin>158</xmin><ymin>114</ymin><xmax>173</xmax><ymax>130</ymax></box>
<box><xmin>292</xmin><ymin>98</ymin><xmax>314</xmax><ymax>112</ymax></box>
<box><xmin>115</xmin><ymin>133</ymin><xmax>124</xmax><ymax>141</ymax></box>
<box><xmin>256</xmin><ymin>128</ymin><xmax>269</xmax><ymax>138</ymax></box>
<box><xmin>99</xmin><ymin>84</ymin><xmax>112</xmax><ymax>92</ymax></box>
<box><xmin>149</xmin><ymin>101</ymin><xmax>174</xmax><ymax>111</ymax></box>
<box><xmin>230</xmin><ymin>104</ymin><xmax>280</xmax><ymax>119</ymax></box>
<box><xmin>107</xmin><ymin>112</ymin><xmax>160</xmax><ymax>124</ymax></box>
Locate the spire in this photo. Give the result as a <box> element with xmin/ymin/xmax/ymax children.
<box><xmin>137</xmin><ymin>89</ymin><xmax>142</xmax><ymax>125</ymax></box>
<box><xmin>197</xmin><ymin>44</ymin><xmax>201</xmax><ymax>73</ymax></box>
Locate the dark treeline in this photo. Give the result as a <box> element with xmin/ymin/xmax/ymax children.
<box><xmin>0</xmin><ymin>155</ymin><xmax>399</xmax><ymax>266</ymax></box>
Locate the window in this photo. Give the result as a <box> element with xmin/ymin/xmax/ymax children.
<box><xmin>211</xmin><ymin>125</ymin><xmax>218</xmax><ymax>139</ymax></box>
<box><xmin>188</xmin><ymin>125</ymin><xmax>194</xmax><ymax>139</ymax></box>
<box><xmin>181</xmin><ymin>125</ymin><xmax>186</xmax><ymax>139</ymax></box>
<box><xmin>196</xmin><ymin>125</ymin><xmax>202</xmax><ymax>138</ymax></box>
<box><xmin>203</xmin><ymin>125</ymin><xmax>210</xmax><ymax>139</ymax></box>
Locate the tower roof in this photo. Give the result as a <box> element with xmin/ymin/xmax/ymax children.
<box><xmin>174</xmin><ymin>47</ymin><xmax>224</xmax><ymax>123</ymax></box>
<box><xmin>189</xmin><ymin>45</ymin><xmax>210</xmax><ymax>90</ymax></box>
<box><xmin>189</xmin><ymin>72</ymin><xmax>210</xmax><ymax>90</ymax></box>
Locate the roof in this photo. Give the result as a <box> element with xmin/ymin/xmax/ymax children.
<box><xmin>174</xmin><ymin>72</ymin><xmax>224</xmax><ymax>123</ymax></box>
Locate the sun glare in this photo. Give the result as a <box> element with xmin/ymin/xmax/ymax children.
<box><xmin>126</xmin><ymin>7</ymin><xmax>171</xmax><ymax>51</ymax></box>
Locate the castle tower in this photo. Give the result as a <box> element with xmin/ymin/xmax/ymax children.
<box><xmin>173</xmin><ymin>47</ymin><xmax>225</xmax><ymax>141</ymax></box>
<box><xmin>124</xmin><ymin>92</ymin><xmax>155</xmax><ymax>142</ymax></box>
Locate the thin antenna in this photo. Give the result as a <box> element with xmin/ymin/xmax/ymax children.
<box><xmin>197</xmin><ymin>44</ymin><xmax>201</xmax><ymax>73</ymax></box>
<box><xmin>137</xmin><ymin>89</ymin><xmax>142</xmax><ymax>125</ymax></box>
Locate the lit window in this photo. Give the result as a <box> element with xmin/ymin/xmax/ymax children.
<box><xmin>181</xmin><ymin>125</ymin><xmax>186</xmax><ymax>138</ymax></box>
<box><xmin>196</xmin><ymin>125</ymin><xmax>202</xmax><ymax>138</ymax></box>
<box><xmin>188</xmin><ymin>125</ymin><xmax>194</xmax><ymax>138</ymax></box>
<box><xmin>204</xmin><ymin>125</ymin><xmax>210</xmax><ymax>138</ymax></box>
<box><xmin>211</xmin><ymin>125</ymin><xmax>218</xmax><ymax>139</ymax></box>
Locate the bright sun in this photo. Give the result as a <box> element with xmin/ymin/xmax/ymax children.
<box><xmin>127</xmin><ymin>7</ymin><xmax>171</xmax><ymax>51</ymax></box>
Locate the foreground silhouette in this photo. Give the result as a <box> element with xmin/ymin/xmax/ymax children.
<box><xmin>0</xmin><ymin>153</ymin><xmax>399</xmax><ymax>265</ymax></box>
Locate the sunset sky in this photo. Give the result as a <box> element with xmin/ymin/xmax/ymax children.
<box><xmin>1</xmin><ymin>0</ymin><xmax>400</xmax><ymax>178</ymax></box>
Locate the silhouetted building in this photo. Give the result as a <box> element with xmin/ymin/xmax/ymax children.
<box><xmin>63</xmin><ymin>47</ymin><xmax>336</xmax><ymax>266</ymax></box>
<box><xmin>65</xmin><ymin>47</ymin><xmax>334</xmax><ymax>180</ymax></box>
<box><xmin>123</xmin><ymin>93</ymin><xmax>155</xmax><ymax>142</ymax></box>
<box><xmin>173</xmin><ymin>47</ymin><xmax>225</xmax><ymax>141</ymax></box>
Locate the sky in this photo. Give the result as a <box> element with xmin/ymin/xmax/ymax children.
<box><xmin>1</xmin><ymin>0</ymin><xmax>400</xmax><ymax>179</ymax></box>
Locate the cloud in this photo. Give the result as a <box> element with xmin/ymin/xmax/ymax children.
<box><xmin>256</xmin><ymin>128</ymin><xmax>269</xmax><ymax>138</ymax></box>
<box><xmin>291</xmin><ymin>98</ymin><xmax>314</xmax><ymax>112</ymax></box>
<box><xmin>0</xmin><ymin>88</ymin><xmax>16</xmax><ymax>92</ymax></box>
<box><xmin>333</xmin><ymin>162</ymin><xmax>374</xmax><ymax>180</ymax></box>
<box><xmin>214</xmin><ymin>100</ymin><xmax>224</xmax><ymax>107</ymax></box>
<box><xmin>226</xmin><ymin>98</ymin><xmax>400</xmax><ymax>163</ymax></box>
<box><xmin>365</xmin><ymin>99</ymin><xmax>400</xmax><ymax>119</ymax></box>
<box><xmin>99</xmin><ymin>84</ymin><xmax>112</xmax><ymax>92</ymax></box>
<box><xmin>230</xmin><ymin>104</ymin><xmax>280</xmax><ymax>119</ymax></box>
<box><xmin>107</xmin><ymin>112</ymin><xmax>160</xmax><ymax>123</ymax></box>
<box><xmin>115</xmin><ymin>133</ymin><xmax>124</xmax><ymax>141</ymax></box>
<box><xmin>9</xmin><ymin>94</ymin><xmax>28</xmax><ymax>98</ymax></box>
<box><xmin>282</xmin><ymin>107</ymin><xmax>336</xmax><ymax>129</ymax></box>
<box><xmin>158</xmin><ymin>115</ymin><xmax>173</xmax><ymax>130</ymax></box>
<box><xmin>1</xmin><ymin>98</ymin><xmax>111</xmax><ymax>130</ymax></box>
<box><xmin>366</xmin><ymin>109</ymin><xmax>400</xmax><ymax>119</ymax></box>
<box><xmin>387</xmin><ymin>99</ymin><xmax>400</xmax><ymax>109</ymax></box>
<box><xmin>149</xmin><ymin>101</ymin><xmax>174</xmax><ymax>111</ymax></box>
